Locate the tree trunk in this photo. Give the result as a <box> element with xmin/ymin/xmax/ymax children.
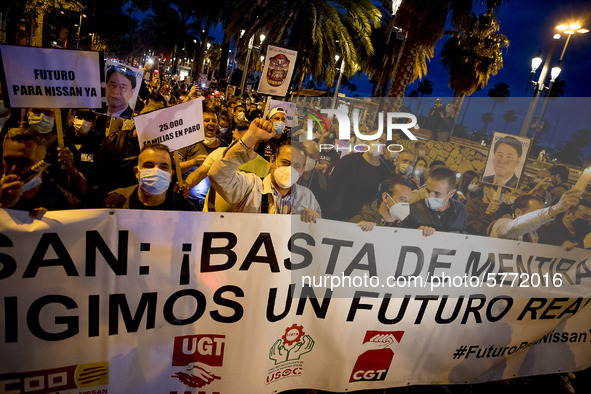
<box><xmin>197</xmin><ymin>21</ymin><xmax>211</xmax><ymax>75</ymax></box>
<box><xmin>31</xmin><ymin>11</ymin><xmax>44</xmax><ymax>47</ymax></box>
<box><xmin>218</xmin><ymin>13</ymin><xmax>231</xmax><ymax>86</ymax></box>
<box><xmin>387</xmin><ymin>40</ymin><xmax>418</xmax><ymax>98</ymax></box>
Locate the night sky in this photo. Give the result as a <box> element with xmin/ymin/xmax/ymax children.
<box><xmin>393</xmin><ymin>0</ymin><xmax>591</xmax><ymax>98</ymax></box>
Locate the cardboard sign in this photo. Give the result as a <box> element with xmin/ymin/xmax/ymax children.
<box><xmin>0</xmin><ymin>45</ymin><xmax>102</xmax><ymax>109</ymax></box>
<box><xmin>257</xmin><ymin>45</ymin><xmax>297</xmax><ymax>97</ymax></box>
<box><xmin>482</xmin><ymin>131</ymin><xmax>532</xmax><ymax>188</ymax></box>
<box><xmin>96</xmin><ymin>60</ymin><xmax>144</xmax><ymax>119</ymax></box>
<box><xmin>134</xmin><ymin>98</ymin><xmax>204</xmax><ymax>151</ymax></box>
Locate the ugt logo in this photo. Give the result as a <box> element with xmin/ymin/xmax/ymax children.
<box><xmin>269</xmin><ymin>324</ymin><xmax>315</xmax><ymax>365</ymax></box>
<box><xmin>171</xmin><ymin>334</ymin><xmax>225</xmax><ymax>389</ymax></box>
<box><xmin>349</xmin><ymin>331</ymin><xmax>404</xmax><ymax>382</ymax></box>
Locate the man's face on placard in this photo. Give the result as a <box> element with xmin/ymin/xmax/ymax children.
<box><xmin>107</xmin><ymin>72</ymin><xmax>135</xmax><ymax>113</ymax></box>
<box><xmin>492</xmin><ymin>142</ymin><xmax>520</xmax><ymax>180</ymax></box>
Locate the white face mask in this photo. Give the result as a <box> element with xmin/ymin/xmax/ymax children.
<box><xmin>397</xmin><ymin>163</ymin><xmax>413</xmax><ymax>175</ymax></box>
<box><xmin>273</xmin><ymin>166</ymin><xmax>299</xmax><ymax>189</ymax></box>
<box><xmin>304</xmin><ymin>157</ymin><xmax>316</xmax><ymax>172</ymax></box>
<box><xmin>73</xmin><ymin>118</ymin><xmax>92</xmax><ymax>134</ymax></box>
<box><xmin>28</xmin><ymin>113</ymin><xmax>55</xmax><ymax>134</ymax></box>
<box><xmin>388</xmin><ymin>195</ymin><xmax>410</xmax><ymax>221</ymax></box>
<box><xmin>272</xmin><ymin>120</ymin><xmax>286</xmax><ymax>135</ymax></box>
<box><xmin>139</xmin><ymin>167</ymin><xmax>171</xmax><ymax>195</ymax></box>
<box><xmin>219</xmin><ymin>127</ymin><xmax>229</xmax><ymax>134</ymax></box>
<box><xmin>21</xmin><ymin>172</ymin><xmax>43</xmax><ymax>192</ymax></box>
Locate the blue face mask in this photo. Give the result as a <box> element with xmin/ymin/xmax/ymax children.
<box><xmin>22</xmin><ymin>172</ymin><xmax>43</xmax><ymax>192</ymax></box>
<box><xmin>273</xmin><ymin>120</ymin><xmax>286</xmax><ymax>135</ymax></box>
<box><xmin>139</xmin><ymin>167</ymin><xmax>171</xmax><ymax>195</ymax></box>
<box><xmin>426</xmin><ymin>197</ymin><xmax>444</xmax><ymax>210</ymax></box>
<box><xmin>219</xmin><ymin>127</ymin><xmax>229</xmax><ymax>134</ymax></box>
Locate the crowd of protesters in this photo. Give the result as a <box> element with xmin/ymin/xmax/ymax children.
<box><xmin>1</xmin><ymin>73</ymin><xmax>589</xmax><ymax>252</ymax></box>
<box><xmin>1</xmin><ymin>70</ymin><xmax>589</xmax><ymax>392</ymax></box>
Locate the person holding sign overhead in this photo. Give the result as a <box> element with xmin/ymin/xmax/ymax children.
<box><xmin>106</xmin><ymin>68</ymin><xmax>136</xmax><ymax>119</ymax></box>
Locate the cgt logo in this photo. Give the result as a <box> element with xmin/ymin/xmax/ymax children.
<box><xmin>349</xmin><ymin>331</ymin><xmax>404</xmax><ymax>383</ymax></box>
<box><xmin>171</xmin><ymin>334</ymin><xmax>225</xmax><ymax>389</ymax></box>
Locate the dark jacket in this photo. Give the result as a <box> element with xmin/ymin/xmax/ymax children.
<box><xmin>404</xmin><ymin>198</ymin><xmax>466</xmax><ymax>233</ymax></box>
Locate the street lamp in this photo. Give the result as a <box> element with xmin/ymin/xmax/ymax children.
<box><xmin>521</xmin><ymin>23</ymin><xmax>587</xmax><ymax>137</ymax></box>
<box><xmin>76</xmin><ymin>14</ymin><xmax>86</xmax><ymax>49</ymax></box>
<box><xmin>556</xmin><ymin>23</ymin><xmax>588</xmax><ymax>61</ymax></box>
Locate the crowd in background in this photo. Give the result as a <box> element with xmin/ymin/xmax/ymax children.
<box><xmin>1</xmin><ymin>73</ymin><xmax>590</xmax><ymax>254</ymax></box>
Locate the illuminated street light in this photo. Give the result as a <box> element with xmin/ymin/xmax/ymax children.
<box><xmin>556</xmin><ymin>22</ymin><xmax>588</xmax><ymax>61</ymax></box>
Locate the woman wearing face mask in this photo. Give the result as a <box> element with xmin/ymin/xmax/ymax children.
<box><xmin>349</xmin><ymin>176</ymin><xmax>435</xmax><ymax>237</ymax></box>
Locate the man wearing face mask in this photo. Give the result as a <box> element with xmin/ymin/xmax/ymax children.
<box><xmin>350</xmin><ymin>176</ymin><xmax>435</xmax><ymax>236</ymax></box>
<box><xmin>403</xmin><ymin>166</ymin><xmax>466</xmax><ymax>233</ymax></box>
<box><xmin>208</xmin><ymin>119</ymin><xmax>321</xmax><ymax>221</ymax></box>
<box><xmin>256</xmin><ymin>107</ymin><xmax>288</xmax><ymax>162</ymax></box>
<box><xmin>537</xmin><ymin>198</ymin><xmax>591</xmax><ymax>250</ymax></box>
<box><xmin>104</xmin><ymin>143</ymin><xmax>194</xmax><ymax>211</ymax></box>
<box><xmin>27</xmin><ymin>108</ymin><xmax>56</xmax><ymax>134</ymax></box>
<box><xmin>177</xmin><ymin>108</ymin><xmax>227</xmax><ymax>209</ymax></box>
<box><xmin>1</xmin><ymin>125</ymin><xmax>80</xmax><ymax>214</ymax></box>
<box><xmin>183</xmin><ymin>119</ymin><xmax>270</xmax><ymax>212</ymax></box>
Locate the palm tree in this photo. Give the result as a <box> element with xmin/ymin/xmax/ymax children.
<box><xmin>481</xmin><ymin>112</ymin><xmax>494</xmax><ymax>134</ymax></box>
<box><xmin>488</xmin><ymin>82</ymin><xmax>510</xmax><ymax>115</ymax></box>
<box><xmin>416</xmin><ymin>78</ymin><xmax>433</xmax><ymax>115</ymax></box>
<box><xmin>502</xmin><ymin>110</ymin><xmax>516</xmax><ymax>132</ymax></box>
<box><xmin>441</xmin><ymin>12</ymin><xmax>509</xmax><ymax>115</ymax></box>
<box><xmin>387</xmin><ymin>0</ymin><xmax>503</xmax><ymax>98</ymax></box>
<box><xmin>228</xmin><ymin>0</ymin><xmax>381</xmax><ymax>92</ymax></box>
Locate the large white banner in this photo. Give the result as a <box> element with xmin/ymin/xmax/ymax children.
<box><xmin>0</xmin><ymin>45</ymin><xmax>102</xmax><ymax>109</ymax></box>
<box><xmin>0</xmin><ymin>209</ymin><xmax>590</xmax><ymax>394</ymax></box>
<box><xmin>258</xmin><ymin>45</ymin><xmax>297</xmax><ymax>97</ymax></box>
<box><xmin>134</xmin><ymin>98</ymin><xmax>204</xmax><ymax>151</ymax></box>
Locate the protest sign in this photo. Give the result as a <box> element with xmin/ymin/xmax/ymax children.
<box><xmin>258</xmin><ymin>45</ymin><xmax>297</xmax><ymax>97</ymax></box>
<box><xmin>0</xmin><ymin>45</ymin><xmax>102</xmax><ymax>109</ymax></box>
<box><xmin>482</xmin><ymin>132</ymin><xmax>532</xmax><ymax>188</ymax></box>
<box><xmin>0</xmin><ymin>209</ymin><xmax>590</xmax><ymax>394</ymax></box>
<box><xmin>134</xmin><ymin>98</ymin><xmax>204</xmax><ymax>151</ymax></box>
<box><xmin>96</xmin><ymin>60</ymin><xmax>144</xmax><ymax>119</ymax></box>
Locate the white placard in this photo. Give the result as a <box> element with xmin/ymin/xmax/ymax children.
<box><xmin>0</xmin><ymin>45</ymin><xmax>102</xmax><ymax>109</ymax></box>
<box><xmin>257</xmin><ymin>45</ymin><xmax>298</xmax><ymax>97</ymax></box>
<box><xmin>134</xmin><ymin>99</ymin><xmax>204</xmax><ymax>151</ymax></box>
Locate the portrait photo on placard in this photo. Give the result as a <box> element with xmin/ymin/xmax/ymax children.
<box><xmin>482</xmin><ymin>132</ymin><xmax>531</xmax><ymax>188</ymax></box>
<box><xmin>98</xmin><ymin>61</ymin><xmax>144</xmax><ymax>119</ymax></box>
